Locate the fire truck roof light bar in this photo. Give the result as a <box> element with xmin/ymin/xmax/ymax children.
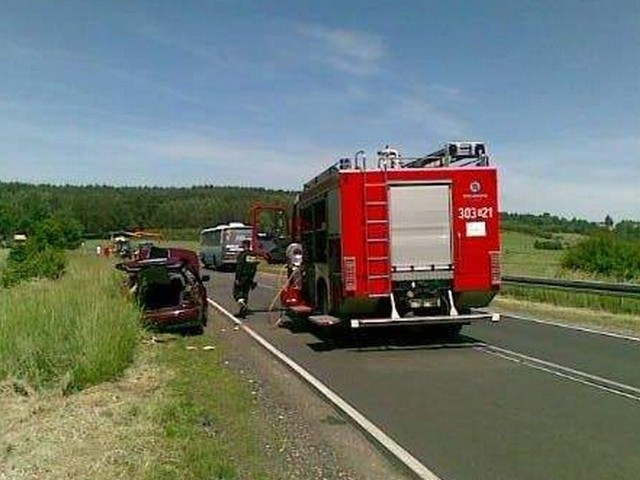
<box><xmin>403</xmin><ymin>141</ymin><xmax>489</xmax><ymax>168</ymax></box>
<box><xmin>303</xmin><ymin>141</ymin><xmax>490</xmax><ymax>191</ymax></box>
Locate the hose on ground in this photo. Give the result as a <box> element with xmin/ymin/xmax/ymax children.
<box><xmin>264</xmin><ymin>264</ymin><xmax>295</xmax><ymax>326</ymax></box>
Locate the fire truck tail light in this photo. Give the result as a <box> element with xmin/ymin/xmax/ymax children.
<box><xmin>343</xmin><ymin>257</ymin><xmax>357</xmax><ymax>291</ymax></box>
<box><xmin>490</xmin><ymin>251</ymin><xmax>501</xmax><ymax>285</ymax></box>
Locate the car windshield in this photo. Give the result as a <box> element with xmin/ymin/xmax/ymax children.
<box><xmin>224</xmin><ymin>228</ymin><xmax>252</xmax><ymax>245</ymax></box>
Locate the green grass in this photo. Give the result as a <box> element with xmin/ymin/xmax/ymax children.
<box><xmin>0</xmin><ymin>252</ymin><xmax>141</xmax><ymax>391</ymax></box>
<box><xmin>491</xmin><ymin>297</ymin><xmax>640</xmax><ymax>336</ymax></box>
<box><xmin>500</xmin><ymin>285</ymin><xmax>640</xmax><ymax>317</ymax></box>
<box><xmin>499</xmin><ymin>231</ymin><xmax>640</xmax><ymax>318</ymax></box>
<box><xmin>143</xmin><ymin>333</ymin><xmax>278</xmax><ymax>480</ymax></box>
<box><xmin>501</xmin><ymin>231</ymin><xmax>569</xmax><ymax>277</ymax></box>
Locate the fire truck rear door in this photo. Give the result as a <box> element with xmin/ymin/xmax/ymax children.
<box><xmin>389</xmin><ymin>183</ymin><xmax>452</xmax><ymax>276</ymax></box>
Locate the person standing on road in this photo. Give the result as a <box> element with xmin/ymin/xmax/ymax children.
<box><xmin>233</xmin><ymin>239</ymin><xmax>259</xmax><ymax>318</ymax></box>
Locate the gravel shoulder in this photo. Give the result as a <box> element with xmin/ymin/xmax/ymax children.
<box><xmin>208</xmin><ymin>309</ymin><xmax>411</xmax><ymax>480</ymax></box>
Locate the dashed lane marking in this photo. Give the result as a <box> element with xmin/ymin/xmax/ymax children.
<box><xmin>479</xmin><ymin>344</ymin><xmax>640</xmax><ymax>403</ymax></box>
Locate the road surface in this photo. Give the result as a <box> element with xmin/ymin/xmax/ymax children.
<box><xmin>206</xmin><ymin>270</ymin><xmax>640</xmax><ymax>480</ymax></box>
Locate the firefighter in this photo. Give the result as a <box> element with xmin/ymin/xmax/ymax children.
<box><xmin>233</xmin><ymin>239</ymin><xmax>259</xmax><ymax>318</ymax></box>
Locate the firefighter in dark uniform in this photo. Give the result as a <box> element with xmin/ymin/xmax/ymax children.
<box><xmin>233</xmin><ymin>239</ymin><xmax>259</xmax><ymax>318</ymax></box>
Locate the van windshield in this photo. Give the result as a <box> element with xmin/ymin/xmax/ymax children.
<box><xmin>224</xmin><ymin>228</ymin><xmax>252</xmax><ymax>246</ymax></box>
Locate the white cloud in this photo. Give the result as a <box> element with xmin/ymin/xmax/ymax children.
<box><xmin>495</xmin><ymin>136</ymin><xmax>640</xmax><ymax>221</ymax></box>
<box><xmin>501</xmin><ymin>171</ymin><xmax>638</xmax><ymax>221</ymax></box>
<box><xmin>0</xmin><ymin>114</ymin><xmax>331</xmax><ymax>189</ymax></box>
<box><xmin>296</xmin><ymin>24</ymin><xmax>387</xmax><ymax>75</ymax></box>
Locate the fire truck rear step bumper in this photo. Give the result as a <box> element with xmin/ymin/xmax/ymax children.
<box><xmin>290</xmin><ymin>305</ymin><xmax>313</xmax><ymax>315</ymax></box>
<box><xmin>350</xmin><ymin>312</ymin><xmax>500</xmax><ymax>329</ymax></box>
<box><xmin>309</xmin><ymin>315</ymin><xmax>343</xmax><ymax>327</ymax></box>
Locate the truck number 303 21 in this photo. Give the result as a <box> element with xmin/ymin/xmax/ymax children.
<box><xmin>457</xmin><ymin>206</ymin><xmax>494</xmax><ymax>220</ymax></box>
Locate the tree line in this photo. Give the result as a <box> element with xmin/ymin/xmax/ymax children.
<box><xmin>0</xmin><ymin>182</ymin><xmax>296</xmax><ymax>240</ymax></box>
<box><xmin>1</xmin><ymin>181</ymin><xmax>638</xmax><ymax>243</ymax></box>
<box><xmin>502</xmin><ymin>212</ymin><xmax>640</xmax><ymax>240</ymax></box>
<box><xmin>501</xmin><ymin>212</ymin><xmax>600</xmax><ymax>237</ymax></box>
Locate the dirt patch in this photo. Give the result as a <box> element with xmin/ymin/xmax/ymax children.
<box><xmin>0</xmin><ymin>351</ymin><xmax>161</xmax><ymax>480</ymax></box>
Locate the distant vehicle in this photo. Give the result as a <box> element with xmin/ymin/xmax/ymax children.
<box><xmin>250</xmin><ymin>204</ymin><xmax>291</xmax><ymax>264</ymax></box>
<box><xmin>112</xmin><ymin>235</ymin><xmax>133</xmax><ymax>258</ymax></box>
<box><xmin>13</xmin><ymin>233</ymin><xmax>27</xmax><ymax>243</ymax></box>
<box><xmin>109</xmin><ymin>230</ymin><xmax>165</xmax><ymax>259</ymax></box>
<box><xmin>199</xmin><ymin>222</ymin><xmax>253</xmax><ymax>270</ymax></box>
<box><xmin>116</xmin><ymin>248</ymin><xmax>209</xmax><ymax>334</ymax></box>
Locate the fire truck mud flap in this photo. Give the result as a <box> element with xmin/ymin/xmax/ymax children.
<box><xmin>349</xmin><ymin>312</ymin><xmax>500</xmax><ymax>329</ymax></box>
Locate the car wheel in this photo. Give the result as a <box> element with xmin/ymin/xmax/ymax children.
<box><xmin>191</xmin><ymin>323</ymin><xmax>204</xmax><ymax>335</ymax></box>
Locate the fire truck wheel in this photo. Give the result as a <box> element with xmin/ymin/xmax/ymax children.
<box><xmin>438</xmin><ymin>324</ymin><xmax>463</xmax><ymax>337</ymax></box>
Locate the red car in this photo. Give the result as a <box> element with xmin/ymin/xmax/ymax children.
<box><xmin>117</xmin><ymin>248</ymin><xmax>209</xmax><ymax>334</ymax></box>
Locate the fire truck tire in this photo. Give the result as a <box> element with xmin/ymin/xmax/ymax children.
<box><xmin>438</xmin><ymin>324</ymin><xmax>463</xmax><ymax>337</ymax></box>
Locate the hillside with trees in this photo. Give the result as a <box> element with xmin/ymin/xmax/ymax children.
<box><xmin>0</xmin><ymin>182</ymin><xmax>295</xmax><ymax>240</ymax></box>
<box><xmin>501</xmin><ymin>212</ymin><xmax>600</xmax><ymax>237</ymax></box>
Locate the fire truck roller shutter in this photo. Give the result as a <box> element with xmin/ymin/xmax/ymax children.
<box><xmin>389</xmin><ymin>183</ymin><xmax>453</xmax><ymax>280</ymax></box>
<box><xmin>327</xmin><ymin>189</ymin><xmax>341</xmax><ymax>236</ymax></box>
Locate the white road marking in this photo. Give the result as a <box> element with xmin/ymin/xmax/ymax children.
<box><xmin>479</xmin><ymin>344</ymin><xmax>640</xmax><ymax>403</ymax></box>
<box><xmin>479</xmin><ymin>309</ymin><xmax>640</xmax><ymax>343</ymax></box>
<box><xmin>207</xmin><ymin>297</ymin><xmax>442</xmax><ymax>480</ymax></box>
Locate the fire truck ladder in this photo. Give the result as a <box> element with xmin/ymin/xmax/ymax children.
<box><xmin>360</xmin><ymin>152</ymin><xmax>392</xmax><ymax>300</ymax></box>
<box><xmin>403</xmin><ymin>141</ymin><xmax>489</xmax><ymax>168</ymax></box>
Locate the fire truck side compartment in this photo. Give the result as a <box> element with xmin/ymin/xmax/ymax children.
<box><xmin>388</xmin><ymin>182</ymin><xmax>453</xmax><ymax>278</ymax></box>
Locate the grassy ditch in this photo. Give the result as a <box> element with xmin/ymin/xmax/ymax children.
<box><xmin>0</xmin><ymin>252</ymin><xmax>141</xmax><ymax>392</ymax></box>
<box><xmin>1</xmin><ymin>252</ymin><xmax>287</xmax><ymax>479</ymax></box>
<box><xmin>2</xmin><ymin>334</ymin><xmax>284</xmax><ymax>479</ymax></box>
<box><xmin>143</xmin><ymin>333</ymin><xmax>280</xmax><ymax>480</ymax></box>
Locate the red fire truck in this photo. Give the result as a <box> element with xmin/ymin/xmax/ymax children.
<box><xmin>281</xmin><ymin>141</ymin><xmax>501</xmax><ymax>332</ymax></box>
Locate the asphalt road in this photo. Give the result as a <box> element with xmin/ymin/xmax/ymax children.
<box><xmin>207</xmin><ymin>271</ymin><xmax>640</xmax><ymax>480</ymax></box>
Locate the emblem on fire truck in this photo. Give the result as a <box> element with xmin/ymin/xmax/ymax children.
<box><xmin>470</xmin><ymin>181</ymin><xmax>481</xmax><ymax>193</ymax></box>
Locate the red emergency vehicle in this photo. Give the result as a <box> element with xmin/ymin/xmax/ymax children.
<box><xmin>281</xmin><ymin>141</ymin><xmax>501</xmax><ymax>332</ymax></box>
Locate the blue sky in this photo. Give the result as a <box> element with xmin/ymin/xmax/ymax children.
<box><xmin>1</xmin><ymin>0</ymin><xmax>638</xmax><ymax>221</ymax></box>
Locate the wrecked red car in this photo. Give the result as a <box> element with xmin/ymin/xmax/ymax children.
<box><xmin>116</xmin><ymin>248</ymin><xmax>209</xmax><ymax>334</ymax></box>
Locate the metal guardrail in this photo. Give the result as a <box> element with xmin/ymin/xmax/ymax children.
<box><xmin>501</xmin><ymin>276</ymin><xmax>640</xmax><ymax>297</ymax></box>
